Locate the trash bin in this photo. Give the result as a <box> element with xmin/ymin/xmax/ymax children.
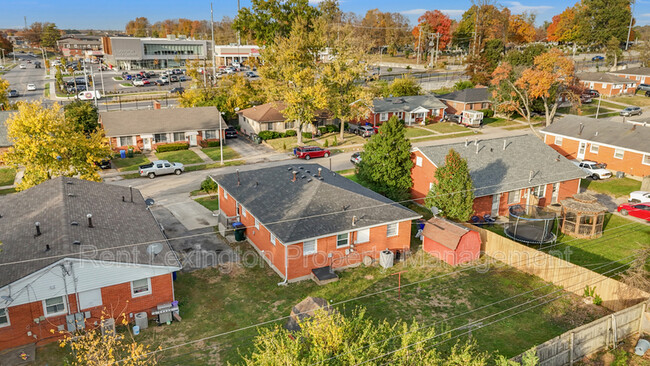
<box><xmin>616</xmin><ymin>171</ymin><xmax>625</xmax><ymax>178</ymax></box>
<box><xmin>120</xmin><ymin>150</ymin><xmax>126</xmax><ymax>159</ymax></box>
<box><xmin>232</xmin><ymin>222</ymin><xmax>246</xmax><ymax>241</ymax></box>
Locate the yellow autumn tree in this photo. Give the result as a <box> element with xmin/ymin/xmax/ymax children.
<box><xmin>0</xmin><ymin>76</ymin><xmax>9</xmax><ymax>110</ymax></box>
<box><xmin>1</xmin><ymin>101</ymin><xmax>111</xmax><ymax>190</ymax></box>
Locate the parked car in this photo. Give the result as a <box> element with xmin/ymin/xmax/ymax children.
<box><xmin>179</xmin><ymin>75</ymin><xmax>188</xmax><ymax>82</ymax></box>
<box><xmin>8</xmin><ymin>90</ymin><xmax>19</xmax><ymax>98</ymax></box>
<box><xmin>580</xmin><ymin>94</ymin><xmax>593</xmax><ymax>103</ymax></box>
<box><xmin>225</xmin><ymin>126</ymin><xmax>238</xmax><ymax>138</ymax></box>
<box><xmin>169</xmin><ymin>87</ymin><xmax>185</xmax><ymax>95</ymax></box>
<box><xmin>620</xmin><ymin>106</ymin><xmax>642</xmax><ymax>116</ymax></box>
<box><xmin>294</xmin><ymin>146</ymin><xmax>331</xmax><ymax>160</ymax></box>
<box><xmin>629</xmin><ymin>191</ymin><xmax>650</xmax><ymax>203</ymax></box>
<box><xmin>19</xmin><ymin>64</ymin><xmax>26</xmax><ymax>69</ymax></box>
<box><xmin>350</xmin><ymin>152</ymin><xmax>362</xmax><ymax>164</ymax></box>
<box><xmin>139</xmin><ymin>160</ymin><xmax>184</xmax><ymax>179</ymax></box>
<box><xmin>573</xmin><ymin>160</ymin><xmax>611</xmax><ymax>180</ymax></box>
<box><xmin>124</xmin><ymin>74</ymin><xmax>133</xmax><ymax>80</ymax></box>
<box><xmin>638</xmin><ymin>84</ymin><xmax>650</xmax><ymax>92</ymax></box>
<box><xmin>77</xmin><ymin>90</ymin><xmax>101</xmax><ymax>100</ymax></box>
<box><xmin>132</xmin><ymin>79</ymin><xmax>145</xmax><ymax>86</ymax></box>
<box><xmin>585</xmin><ymin>89</ymin><xmax>600</xmax><ymax>98</ymax></box>
<box><xmin>169</xmin><ymin>75</ymin><xmax>179</xmax><ymax>82</ymax></box>
<box><xmin>245</xmin><ymin>71</ymin><xmax>257</xmax><ymax>78</ymax></box>
<box><xmin>26</xmin><ymin>83</ymin><xmax>36</xmax><ymax>91</ymax></box>
<box><xmin>141</xmin><ymin>78</ymin><xmax>150</xmax><ymax>85</ymax></box>
<box><xmin>95</xmin><ymin>158</ymin><xmax>111</xmax><ymax>170</ymax></box>
<box><xmin>645</xmin><ymin>91</ymin><xmax>650</xmax><ymax>97</ymax></box>
<box><xmin>357</xmin><ymin>125</ymin><xmax>376</xmax><ymax>138</ymax></box>
<box><xmin>445</xmin><ymin>114</ymin><xmax>461</xmax><ymax>123</ymax></box>
<box><xmin>592</xmin><ymin>55</ymin><xmax>605</xmax><ymax>61</ymax></box>
<box><xmin>153</xmin><ymin>79</ymin><xmax>166</xmax><ymax>86</ymax></box>
<box><xmin>146</xmin><ymin>71</ymin><xmax>156</xmax><ymax>78</ymax></box>
<box><xmin>617</xmin><ymin>202</ymin><xmax>650</xmax><ymax>221</ymax></box>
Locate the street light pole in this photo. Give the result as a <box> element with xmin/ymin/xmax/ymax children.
<box><xmin>211</xmin><ymin>3</ymin><xmax>217</xmax><ymax>85</ymax></box>
<box><xmin>99</xmin><ymin>64</ymin><xmax>105</xmax><ymax>95</ymax></box>
<box><xmin>626</xmin><ymin>0</ymin><xmax>636</xmax><ymax>51</ymax></box>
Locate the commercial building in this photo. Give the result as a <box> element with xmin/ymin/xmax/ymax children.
<box><xmin>214</xmin><ymin>44</ymin><xmax>260</xmax><ymax>66</ymax></box>
<box><xmin>56</xmin><ymin>35</ymin><xmax>103</xmax><ymax>59</ymax></box>
<box><xmin>102</xmin><ymin>36</ymin><xmax>208</xmax><ymax>70</ymax></box>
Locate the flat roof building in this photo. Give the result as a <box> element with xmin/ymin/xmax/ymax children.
<box><xmin>103</xmin><ymin>36</ymin><xmax>208</xmax><ymax>70</ymax></box>
<box><xmin>214</xmin><ymin>44</ymin><xmax>260</xmax><ymax>66</ymax></box>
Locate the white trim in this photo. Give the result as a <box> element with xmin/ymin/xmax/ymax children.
<box><xmin>415</xmin><ymin>156</ymin><xmax>423</xmax><ymax>167</ymax></box>
<box><xmin>590</xmin><ymin>144</ymin><xmax>599</xmax><ymax>154</ymax></box>
<box><xmin>270</xmin><ymin>233</ymin><xmax>276</xmax><ymax>246</ymax></box>
<box><xmin>614</xmin><ymin>148</ymin><xmax>625</xmax><ymax>159</ymax></box>
<box><xmin>254</xmin><ymin>218</ymin><xmax>260</xmax><ymax>230</ymax></box>
<box><xmin>554</xmin><ymin>136</ymin><xmax>563</xmax><ymax>146</ymax></box>
<box><xmin>0</xmin><ymin>308</ymin><xmax>9</xmax><ymax>328</ymax></box>
<box><xmin>355</xmin><ymin>228</ymin><xmax>370</xmax><ymax>244</ymax></box>
<box><xmin>130</xmin><ymin>278</ymin><xmax>152</xmax><ymax>298</ymax></box>
<box><xmin>643</xmin><ymin>154</ymin><xmax>650</xmax><ymax>166</ymax></box>
<box><xmin>412</xmin><ymin>147</ymin><xmax>439</xmax><ymax>168</ymax></box>
<box><xmin>42</xmin><ymin>296</ymin><xmax>67</xmax><ymax>317</ymax></box>
<box><xmin>336</xmin><ymin>233</ymin><xmax>350</xmax><ymax>248</ymax></box>
<box><xmin>541</xmin><ymin>132</ymin><xmax>650</xmax><ymax>156</ymax></box>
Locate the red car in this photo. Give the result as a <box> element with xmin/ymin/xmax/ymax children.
<box><xmin>617</xmin><ymin>202</ymin><xmax>650</xmax><ymax>221</ymax></box>
<box><xmin>142</xmin><ymin>78</ymin><xmax>150</xmax><ymax>85</ymax></box>
<box><xmin>295</xmin><ymin>146</ymin><xmax>331</xmax><ymax>160</ymax></box>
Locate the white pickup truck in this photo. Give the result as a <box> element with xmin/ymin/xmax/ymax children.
<box><xmin>573</xmin><ymin>160</ymin><xmax>611</xmax><ymax>180</ymax></box>
<box><xmin>139</xmin><ymin>160</ymin><xmax>185</xmax><ymax>179</ymax></box>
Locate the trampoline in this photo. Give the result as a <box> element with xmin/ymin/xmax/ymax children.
<box><xmin>504</xmin><ymin>204</ymin><xmax>557</xmax><ymax>245</ymax></box>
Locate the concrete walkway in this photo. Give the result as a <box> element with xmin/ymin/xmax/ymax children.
<box><xmin>190</xmin><ymin>147</ymin><xmax>214</xmax><ymax>163</ymax></box>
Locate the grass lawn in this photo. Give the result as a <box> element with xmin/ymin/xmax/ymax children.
<box><xmin>113</xmin><ymin>76</ymin><xmax>124</xmax><ymax>81</ymax></box>
<box><xmin>194</xmin><ymin>196</ymin><xmax>219</xmax><ymax>211</ymax></box>
<box><xmin>557</xmin><ymin>105</ymin><xmax>614</xmax><ymax>115</ymax></box>
<box><xmin>0</xmin><ymin>167</ymin><xmax>16</xmax><ymax>186</ymax></box>
<box><xmin>504</xmin><ymin>122</ymin><xmax>544</xmax><ymax>131</ymax></box>
<box><xmin>265</xmin><ymin>136</ymin><xmax>314</xmax><ymax>151</ymax></box>
<box><xmin>43</xmin><ymin>83</ymin><xmax>49</xmax><ymax>98</ymax></box>
<box><xmin>404</xmin><ymin>127</ymin><xmax>435</xmax><ymax>138</ymax></box>
<box><xmin>424</xmin><ymin>122</ymin><xmax>469</xmax><ymax>133</ymax></box>
<box><xmin>155</xmin><ymin>150</ymin><xmax>203</xmax><ymax>165</ymax></box>
<box><xmin>317</xmin><ymin>132</ymin><xmax>365</xmax><ymax>147</ymax></box>
<box><xmin>0</xmin><ymin>188</ymin><xmax>16</xmax><ymax>195</ymax></box>
<box><xmin>596</xmin><ymin>100</ymin><xmax>626</xmax><ymax>109</ymax></box>
<box><xmin>202</xmin><ymin>146</ymin><xmax>241</xmax><ymax>161</ymax></box>
<box><xmin>112</xmin><ymin>155</ymin><xmax>150</xmax><ymax>172</ymax></box>
<box><xmin>596</xmin><ymin>112</ymin><xmax>620</xmax><ymax>118</ymax></box>
<box><xmin>482</xmin><ymin>117</ymin><xmax>522</xmax><ymax>128</ymax></box>
<box><xmin>610</xmin><ymin>94</ymin><xmax>650</xmax><ymax>107</ymax></box>
<box><xmin>580</xmin><ymin>177</ymin><xmax>641</xmax><ymax>197</ymax></box>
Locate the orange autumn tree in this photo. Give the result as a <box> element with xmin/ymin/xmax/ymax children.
<box><xmin>546</xmin><ymin>5</ymin><xmax>583</xmax><ymax>43</ymax></box>
<box><xmin>508</xmin><ymin>14</ymin><xmax>536</xmax><ymax>44</ymax></box>
<box><xmin>412</xmin><ymin>10</ymin><xmax>452</xmax><ymax>57</ymax></box>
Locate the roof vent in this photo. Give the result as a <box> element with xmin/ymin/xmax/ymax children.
<box><xmin>71</xmin><ymin>221</ymin><xmax>79</xmax><ymax>226</ymax></box>
<box><xmin>301</xmin><ymin>175</ymin><xmax>306</xmax><ymax>179</ymax></box>
<box><xmin>318</xmin><ymin>177</ymin><xmax>323</xmax><ymax>180</ymax></box>
<box><xmin>45</xmin><ymin>244</ymin><xmax>50</xmax><ymax>252</ymax></box>
<box><xmin>86</xmin><ymin>214</ymin><xmax>94</xmax><ymax>228</ymax></box>
<box><xmin>287</xmin><ymin>167</ymin><xmax>293</xmax><ymax>171</ymax></box>
<box><xmin>35</xmin><ymin>222</ymin><xmax>41</xmax><ymax>237</ymax></box>
<box><xmin>67</xmin><ymin>193</ymin><xmax>75</xmax><ymax>197</ymax></box>
<box><xmin>305</xmin><ymin>170</ymin><xmax>311</xmax><ymax>174</ymax></box>
<box><xmin>66</xmin><ymin>181</ymin><xmax>74</xmax><ymax>185</ymax></box>
<box><xmin>307</xmin><ymin>178</ymin><xmax>312</xmax><ymax>182</ymax></box>
<box><xmin>73</xmin><ymin>240</ymin><xmax>81</xmax><ymax>245</ymax></box>
<box><xmin>299</xmin><ymin>166</ymin><xmax>304</xmax><ymax>170</ymax></box>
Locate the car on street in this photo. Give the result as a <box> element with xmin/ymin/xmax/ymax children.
<box><xmin>225</xmin><ymin>126</ymin><xmax>238</xmax><ymax>138</ymax></box>
<box><xmin>617</xmin><ymin>202</ymin><xmax>650</xmax><ymax>221</ymax></box>
<box><xmin>294</xmin><ymin>146</ymin><xmax>331</xmax><ymax>160</ymax></box>
<box><xmin>629</xmin><ymin>191</ymin><xmax>650</xmax><ymax>203</ymax></box>
<box><xmin>585</xmin><ymin>89</ymin><xmax>600</xmax><ymax>98</ymax></box>
<box><xmin>350</xmin><ymin>152</ymin><xmax>362</xmax><ymax>164</ymax></box>
<box><xmin>8</xmin><ymin>90</ymin><xmax>19</xmax><ymax>98</ymax></box>
<box><xmin>573</xmin><ymin>160</ymin><xmax>611</xmax><ymax>180</ymax></box>
<box><xmin>124</xmin><ymin>74</ymin><xmax>133</xmax><ymax>80</ymax></box>
<box><xmin>139</xmin><ymin>160</ymin><xmax>184</xmax><ymax>179</ymax></box>
<box><xmin>95</xmin><ymin>158</ymin><xmax>111</xmax><ymax>170</ymax></box>
<box><xmin>19</xmin><ymin>64</ymin><xmax>26</xmax><ymax>69</ymax></box>
<box><xmin>592</xmin><ymin>55</ymin><xmax>605</xmax><ymax>61</ymax></box>
<box><xmin>645</xmin><ymin>91</ymin><xmax>650</xmax><ymax>97</ymax></box>
<box><xmin>161</xmin><ymin>76</ymin><xmax>169</xmax><ymax>83</ymax></box>
<box><xmin>153</xmin><ymin>79</ymin><xmax>166</xmax><ymax>86</ymax></box>
<box><xmin>169</xmin><ymin>87</ymin><xmax>185</xmax><ymax>95</ymax></box>
<box><xmin>27</xmin><ymin>84</ymin><xmax>36</xmax><ymax>91</ymax></box>
<box><xmin>620</xmin><ymin>106</ymin><xmax>642</xmax><ymax>116</ymax></box>
<box><xmin>638</xmin><ymin>84</ymin><xmax>650</xmax><ymax>92</ymax></box>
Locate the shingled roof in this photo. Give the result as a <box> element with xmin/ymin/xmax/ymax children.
<box><xmin>437</xmin><ymin>88</ymin><xmax>490</xmax><ymax>104</ymax></box>
<box><xmin>0</xmin><ymin>177</ymin><xmax>181</xmax><ymax>288</ymax></box>
<box><xmin>212</xmin><ymin>164</ymin><xmax>420</xmax><ymax>244</ymax></box>
<box><xmin>415</xmin><ymin>134</ymin><xmax>587</xmax><ymax>197</ymax></box>
<box><xmin>0</xmin><ymin>111</ymin><xmax>11</xmax><ymax>147</ymax></box>
<box><xmin>611</xmin><ymin>67</ymin><xmax>650</xmax><ymax>76</ymax></box>
<box><xmin>577</xmin><ymin>72</ymin><xmax>636</xmax><ymax>84</ymax></box>
<box><xmin>422</xmin><ymin>217</ymin><xmax>471</xmax><ymax>250</ymax></box>
<box><xmin>372</xmin><ymin>95</ymin><xmax>446</xmax><ymax>113</ymax></box>
<box><xmin>542</xmin><ymin>115</ymin><xmax>650</xmax><ymax>154</ymax></box>
<box><xmin>237</xmin><ymin>102</ymin><xmax>286</xmax><ymax>123</ymax></box>
<box><xmin>99</xmin><ymin>106</ymin><xmax>225</xmax><ymax>137</ymax></box>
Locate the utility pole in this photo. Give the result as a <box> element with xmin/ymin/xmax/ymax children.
<box><xmin>24</xmin><ymin>16</ymin><xmax>27</xmax><ymax>30</ymax></box>
<box><xmin>211</xmin><ymin>3</ymin><xmax>217</xmax><ymax>85</ymax></box>
<box><xmin>99</xmin><ymin>64</ymin><xmax>105</xmax><ymax>95</ymax></box>
<box><xmin>434</xmin><ymin>33</ymin><xmax>441</xmax><ymax>68</ymax></box>
<box><xmin>416</xmin><ymin>27</ymin><xmax>422</xmax><ymax>64</ymax></box>
<box><xmin>626</xmin><ymin>0</ymin><xmax>636</xmax><ymax>51</ymax></box>
<box><xmin>473</xmin><ymin>8</ymin><xmax>478</xmax><ymax>55</ymax></box>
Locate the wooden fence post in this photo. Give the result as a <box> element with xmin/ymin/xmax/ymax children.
<box><xmin>606</xmin><ymin>316</ymin><xmax>612</xmax><ymax>349</ymax></box>
<box><xmin>638</xmin><ymin>303</ymin><xmax>647</xmax><ymax>334</ymax></box>
<box><xmin>569</xmin><ymin>332</ymin><xmax>575</xmax><ymax>366</ymax></box>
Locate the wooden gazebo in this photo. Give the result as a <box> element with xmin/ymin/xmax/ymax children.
<box><xmin>559</xmin><ymin>193</ymin><xmax>607</xmax><ymax>239</ymax></box>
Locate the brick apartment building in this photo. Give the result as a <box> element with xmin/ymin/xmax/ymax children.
<box><xmin>354</xmin><ymin>95</ymin><xmax>446</xmax><ymax>127</ymax></box>
<box><xmin>577</xmin><ymin>72</ymin><xmax>637</xmax><ymax>97</ymax></box>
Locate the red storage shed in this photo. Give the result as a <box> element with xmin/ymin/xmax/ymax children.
<box><xmin>422</xmin><ymin>217</ymin><xmax>481</xmax><ymax>266</ymax></box>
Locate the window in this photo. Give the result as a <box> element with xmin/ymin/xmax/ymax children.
<box><xmin>336</xmin><ymin>233</ymin><xmax>349</xmax><ymax>247</ymax></box>
<box><xmin>507</xmin><ymin>190</ymin><xmax>521</xmax><ymax>204</ymax></box>
<box><xmin>119</xmin><ymin>136</ymin><xmax>134</xmax><ymax>146</ymax></box>
<box><xmin>356</xmin><ymin>229</ymin><xmax>370</xmax><ymax>243</ymax></box>
<box><xmin>379</xmin><ymin>112</ymin><xmax>388</xmax><ymax>121</ymax></box>
<box><xmin>270</xmin><ymin>233</ymin><xmax>276</xmax><ymax>245</ymax></box>
<box><xmin>643</xmin><ymin>154</ymin><xmax>650</xmax><ymax>166</ymax></box>
<box><xmin>416</xmin><ymin>156</ymin><xmax>423</xmax><ymax>167</ymax></box>
<box><xmin>482</xmin><ymin>102</ymin><xmax>490</xmax><ymax>109</ymax></box>
<box><xmin>429</xmin><ymin>182</ymin><xmax>434</xmax><ymax>190</ymax></box>
<box><xmin>255</xmin><ymin>218</ymin><xmax>260</xmax><ymax>230</ymax></box>
<box><xmin>204</xmin><ymin>130</ymin><xmax>217</xmax><ymax>139</ymax></box>
<box><xmin>173</xmin><ymin>132</ymin><xmax>185</xmax><ymax>142</ymax></box>
<box><xmin>614</xmin><ymin>149</ymin><xmax>625</xmax><ymax>159</ymax></box>
<box><xmin>386</xmin><ymin>223</ymin><xmax>398</xmax><ymax>237</ymax></box>
<box><xmin>532</xmin><ymin>185</ymin><xmax>546</xmax><ymax>198</ymax></box>
<box><xmin>303</xmin><ymin>239</ymin><xmax>317</xmax><ymax>255</ymax></box>
<box><xmin>590</xmin><ymin>144</ymin><xmax>599</xmax><ymax>154</ymax></box>
<box><xmin>154</xmin><ymin>133</ymin><xmax>167</xmax><ymax>143</ymax></box>
<box><xmin>0</xmin><ymin>308</ymin><xmax>8</xmax><ymax>327</ymax></box>
<box><xmin>285</xmin><ymin>122</ymin><xmax>295</xmax><ymax>129</ymax></box>
<box><xmin>267</xmin><ymin>123</ymin><xmax>274</xmax><ymax>131</ymax></box>
<box><xmin>131</xmin><ymin>278</ymin><xmax>151</xmax><ymax>297</ymax></box>
<box><xmin>554</xmin><ymin>136</ymin><xmax>563</xmax><ymax>146</ymax></box>
<box><xmin>43</xmin><ymin>296</ymin><xmax>66</xmax><ymax>316</ymax></box>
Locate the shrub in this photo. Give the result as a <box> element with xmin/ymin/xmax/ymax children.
<box><xmin>258</xmin><ymin>131</ymin><xmax>282</xmax><ymax>140</ymax></box>
<box><xmin>387</xmin><ymin>67</ymin><xmax>393</xmax><ymax>72</ymax></box>
<box><xmin>201</xmin><ymin>177</ymin><xmax>219</xmax><ymax>193</ymax></box>
<box><xmin>326</xmin><ymin>124</ymin><xmax>338</xmax><ymax>133</ymax></box>
<box><xmin>318</xmin><ymin>126</ymin><xmax>328</xmax><ymax>135</ymax></box>
<box><xmin>480</xmin><ymin>109</ymin><xmax>494</xmax><ymax>118</ymax></box>
<box><xmin>282</xmin><ymin>142</ymin><xmax>287</xmax><ymax>151</ymax></box>
<box><xmin>405</xmin><ymin>65</ymin><xmax>411</xmax><ymax>70</ymax></box>
<box><xmin>284</xmin><ymin>129</ymin><xmax>297</xmax><ymax>137</ymax></box>
<box><xmin>333</xmin><ymin>135</ymin><xmax>338</xmax><ymax>146</ymax></box>
<box><xmin>200</xmin><ymin>139</ymin><xmax>221</xmax><ymax>148</ymax></box>
<box><xmin>206</xmin><ymin>140</ymin><xmax>221</xmax><ymax>147</ymax></box>
<box><xmin>302</xmin><ymin>132</ymin><xmax>312</xmax><ymax>139</ymax></box>
<box><xmin>324</xmin><ymin>139</ymin><xmax>329</xmax><ymax>147</ymax></box>
<box><xmin>156</xmin><ymin>142</ymin><xmax>189</xmax><ymax>152</ymax></box>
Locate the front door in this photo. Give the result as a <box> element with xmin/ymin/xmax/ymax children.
<box><xmin>189</xmin><ymin>134</ymin><xmax>197</xmax><ymax>146</ymax></box>
<box><xmin>491</xmin><ymin>194</ymin><xmax>500</xmax><ymax>217</ymax></box>
<box><xmin>577</xmin><ymin>142</ymin><xmax>587</xmax><ymax>159</ymax></box>
<box><xmin>143</xmin><ymin>138</ymin><xmax>151</xmax><ymax>150</ymax></box>
<box><xmin>551</xmin><ymin>183</ymin><xmax>560</xmax><ymax>204</ymax></box>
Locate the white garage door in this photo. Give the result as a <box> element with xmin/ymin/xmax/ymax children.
<box><xmin>78</xmin><ymin>289</ymin><xmax>103</xmax><ymax>310</ymax></box>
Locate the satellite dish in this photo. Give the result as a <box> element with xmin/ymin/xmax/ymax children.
<box><xmin>430</xmin><ymin>207</ymin><xmax>441</xmax><ymax>216</ymax></box>
<box><xmin>147</xmin><ymin>243</ymin><xmax>164</xmax><ymax>256</ymax></box>
<box><xmin>145</xmin><ymin>198</ymin><xmax>155</xmax><ymax>206</ymax></box>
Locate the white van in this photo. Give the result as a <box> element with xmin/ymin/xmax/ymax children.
<box><xmin>77</xmin><ymin>90</ymin><xmax>101</xmax><ymax>100</ymax></box>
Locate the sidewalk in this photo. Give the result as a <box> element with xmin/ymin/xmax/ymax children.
<box><xmin>189</xmin><ymin>147</ymin><xmax>214</xmax><ymax>163</ymax></box>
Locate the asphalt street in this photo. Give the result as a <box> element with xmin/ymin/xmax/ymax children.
<box><xmin>3</xmin><ymin>55</ymin><xmax>48</xmax><ymax>103</ymax></box>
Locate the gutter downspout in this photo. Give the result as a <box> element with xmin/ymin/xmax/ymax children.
<box><xmin>277</xmin><ymin>244</ymin><xmax>288</xmax><ymax>286</ymax></box>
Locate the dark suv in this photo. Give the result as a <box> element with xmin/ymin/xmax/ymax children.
<box><xmin>295</xmin><ymin>146</ymin><xmax>331</xmax><ymax>160</ymax></box>
<box><xmin>225</xmin><ymin>127</ymin><xmax>238</xmax><ymax>138</ymax></box>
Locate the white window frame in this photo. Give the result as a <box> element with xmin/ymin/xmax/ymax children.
<box><xmin>614</xmin><ymin>148</ymin><xmax>625</xmax><ymax>159</ymax></box>
<box><xmin>270</xmin><ymin>233</ymin><xmax>276</xmax><ymax>246</ymax></box>
<box><xmin>224</xmin><ymin>190</ymin><xmax>228</xmax><ymax>199</ymax></box>
<box><xmin>131</xmin><ymin>278</ymin><xmax>152</xmax><ymax>297</ymax></box>
<box><xmin>173</xmin><ymin>132</ymin><xmax>186</xmax><ymax>142</ymax></box>
<box><xmin>204</xmin><ymin>130</ymin><xmax>217</xmax><ymax>139</ymax></box>
<box><xmin>336</xmin><ymin>233</ymin><xmax>349</xmax><ymax>248</ymax></box>
<box><xmin>254</xmin><ymin>218</ymin><xmax>260</xmax><ymax>230</ymax></box>
<box><xmin>429</xmin><ymin>182</ymin><xmax>434</xmax><ymax>190</ymax></box>
<box><xmin>386</xmin><ymin>223</ymin><xmax>399</xmax><ymax>237</ymax></box>
<box><xmin>533</xmin><ymin>185</ymin><xmax>546</xmax><ymax>198</ymax></box>
<box><xmin>303</xmin><ymin>239</ymin><xmax>317</xmax><ymax>255</ymax></box>
<box><xmin>0</xmin><ymin>308</ymin><xmax>9</xmax><ymax>327</ymax></box>
<box><xmin>379</xmin><ymin>112</ymin><xmax>388</xmax><ymax>122</ymax></box>
<box><xmin>119</xmin><ymin>136</ymin><xmax>134</xmax><ymax>147</ymax></box>
<box><xmin>507</xmin><ymin>190</ymin><xmax>521</xmax><ymax>204</ymax></box>
<box><xmin>554</xmin><ymin>136</ymin><xmax>563</xmax><ymax>146</ymax></box>
<box><xmin>643</xmin><ymin>154</ymin><xmax>650</xmax><ymax>166</ymax></box>
<box><xmin>415</xmin><ymin>156</ymin><xmax>423</xmax><ymax>167</ymax></box>
<box><xmin>43</xmin><ymin>296</ymin><xmax>67</xmax><ymax>317</ymax></box>
<box><xmin>154</xmin><ymin>133</ymin><xmax>167</xmax><ymax>143</ymax></box>
<box><xmin>590</xmin><ymin>144</ymin><xmax>599</xmax><ymax>154</ymax></box>
<box><xmin>356</xmin><ymin>228</ymin><xmax>370</xmax><ymax>244</ymax></box>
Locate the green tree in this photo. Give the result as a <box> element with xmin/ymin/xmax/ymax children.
<box><xmin>64</xmin><ymin>100</ymin><xmax>99</xmax><ymax>134</ymax></box>
<box><xmin>357</xmin><ymin>116</ymin><xmax>413</xmax><ymax>201</ymax></box>
<box><xmin>389</xmin><ymin>75</ymin><xmax>422</xmax><ymax>97</ymax></box>
<box><xmin>504</xmin><ymin>44</ymin><xmax>547</xmax><ymax>66</ymax></box>
<box><xmin>233</xmin><ymin>0</ymin><xmax>321</xmax><ymax>45</ymax></box>
<box><xmin>605</xmin><ymin>36</ymin><xmax>623</xmax><ymax>67</ymax></box>
<box><xmin>241</xmin><ymin>307</ymin><xmax>490</xmax><ymax>365</ymax></box>
<box><xmin>1</xmin><ymin>102</ymin><xmax>111</xmax><ymax>191</ymax></box>
<box><xmin>41</xmin><ymin>23</ymin><xmax>60</xmax><ymax>48</ymax></box>
<box><xmin>580</xmin><ymin>0</ymin><xmax>632</xmax><ymax>45</ymax></box>
<box><xmin>496</xmin><ymin>349</ymin><xmax>539</xmax><ymax>366</ymax></box>
<box><xmin>466</xmin><ymin>39</ymin><xmax>504</xmax><ymax>85</ymax></box>
<box><xmin>424</xmin><ymin>149</ymin><xmax>475</xmax><ymax>222</ymax></box>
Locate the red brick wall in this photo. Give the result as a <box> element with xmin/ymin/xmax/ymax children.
<box><xmin>544</xmin><ymin>134</ymin><xmax>650</xmax><ymax>177</ymax></box>
<box><xmin>0</xmin><ymin>273</ymin><xmax>174</xmax><ymax>351</ymax></box>
<box><xmin>410</xmin><ymin>150</ymin><xmax>437</xmax><ymax>204</ymax></box>
<box><xmin>441</xmin><ymin>100</ymin><xmax>491</xmax><ymax>115</ymax></box>
<box><xmin>581</xmin><ymin>80</ymin><xmax>636</xmax><ymax>97</ymax></box>
<box><xmin>355</xmin><ymin>109</ymin><xmax>444</xmax><ymax>126</ymax></box>
<box><xmin>614</xmin><ymin>73</ymin><xmax>647</xmax><ymax>85</ymax></box>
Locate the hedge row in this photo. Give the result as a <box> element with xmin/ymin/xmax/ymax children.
<box><xmin>200</xmin><ymin>140</ymin><xmax>221</xmax><ymax>148</ymax></box>
<box><xmin>156</xmin><ymin>142</ymin><xmax>190</xmax><ymax>152</ymax></box>
<box><xmin>258</xmin><ymin>130</ymin><xmax>297</xmax><ymax>141</ymax></box>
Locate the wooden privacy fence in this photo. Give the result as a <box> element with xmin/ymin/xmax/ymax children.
<box><xmin>464</xmin><ymin>224</ymin><xmax>649</xmax><ymax>311</ymax></box>
<box><xmin>512</xmin><ymin>301</ymin><xmax>650</xmax><ymax>366</ymax></box>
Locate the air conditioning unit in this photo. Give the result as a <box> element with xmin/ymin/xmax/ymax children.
<box><xmin>100</xmin><ymin>318</ymin><xmax>116</xmax><ymax>336</ymax></box>
<box><xmin>134</xmin><ymin>312</ymin><xmax>148</xmax><ymax>330</ymax></box>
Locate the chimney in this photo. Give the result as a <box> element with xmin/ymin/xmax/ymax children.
<box><xmin>503</xmin><ymin>139</ymin><xmax>507</xmax><ymax>150</ymax></box>
<box><xmin>318</xmin><ymin>168</ymin><xmax>322</xmax><ymax>177</ymax></box>
<box><xmin>236</xmin><ymin>169</ymin><xmax>240</xmax><ymax>186</ymax></box>
<box><xmin>292</xmin><ymin>170</ymin><xmax>297</xmax><ymax>182</ymax></box>
<box><xmin>86</xmin><ymin>214</ymin><xmax>94</xmax><ymax>228</ymax></box>
<box><xmin>153</xmin><ymin>100</ymin><xmax>161</xmax><ymax>110</ymax></box>
<box><xmin>129</xmin><ymin>185</ymin><xmax>133</xmax><ymax>202</ymax></box>
<box><xmin>35</xmin><ymin>222</ymin><xmax>41</xmax><ymax>237</ymax></box>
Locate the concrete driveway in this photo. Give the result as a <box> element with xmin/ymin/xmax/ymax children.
<box><xmin>163</xmin><ymin>196</ymin><xmax>220</xmax><ymax>231</ymax></box>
